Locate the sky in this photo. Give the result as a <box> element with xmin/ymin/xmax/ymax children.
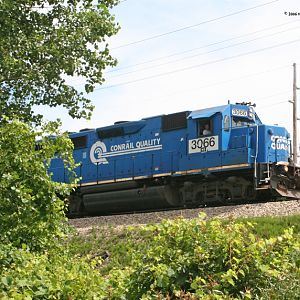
<box><xmin>38</xmin><ymin>0</ymin><xmax>300</xmax><ymax>140</ymax></box>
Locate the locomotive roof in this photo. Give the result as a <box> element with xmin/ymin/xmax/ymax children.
<box><xmin>72</xmin><ymin>103</ymin><xmax>260</xmax><ymax>137</ymax></box>
<box><xmin>188</xmin><ymin>105</ymin><xmax>228</xmax><ymax>119</ymax></box>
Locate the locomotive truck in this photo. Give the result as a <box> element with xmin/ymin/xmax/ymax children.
<box><xmin>49</xmin><ymin>102</ymin><xmax>300</xmax><ymax>215</ymax></box>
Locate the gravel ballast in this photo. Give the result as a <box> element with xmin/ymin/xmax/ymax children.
<box><xmin>69</xmin><ymin>200</ymin><xmax>300</xmax><ymax>234</ymax></box>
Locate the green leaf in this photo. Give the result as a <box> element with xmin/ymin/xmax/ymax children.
<box><xmin>0</xmin><ymin>0</ymin><xmax>120</xmax><ymax>124</ymax></box>
<box><xmin>1</xmin><ymin>277</ymin><xmax>10</xmax><ymax>286</ymax></box>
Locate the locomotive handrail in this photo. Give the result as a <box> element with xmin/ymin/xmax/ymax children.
<box><xmin>79</xmin><ymin>163</ymin><xmax>82</xmax><ymax>187</ymax></box>
<box><xmin>96</xmin><ymin>162</ymin><xmax>99</xmax><ymax>185</ymax></box>
<box><xmin>254</xmin><ymin>124</ymin><xmax>259</xmax><ymax>187</ymax></box>
<box><xmin>274</xmin><ymin>137</ymin><xmax>278</xmax><ymax>163</ymax></box>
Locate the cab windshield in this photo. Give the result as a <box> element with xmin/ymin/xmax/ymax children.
<box><xmin>232</xmin><ymin>117</ymin><xmax>254</xmax><ymax>128</ymax></box>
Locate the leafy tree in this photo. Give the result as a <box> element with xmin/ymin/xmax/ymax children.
<box><xmin>0</xmin><ymin>119</ymin><xmax>76</xmax><ymax>251</ymax></box>
<box><xmin>0</xmin><ymin>0</ymin><xmax>120</xmax><ymax>123</ymax></box>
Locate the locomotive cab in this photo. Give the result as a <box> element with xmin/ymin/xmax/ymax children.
<box><xmin>226</xmin><ymin>103</ymin><xmax>300</xmax><ymax>199</ymax></box>
<box><xmin>178</xmin><ymin>102</ymin><xmax>300</xmax><ymax>205</ymax></box>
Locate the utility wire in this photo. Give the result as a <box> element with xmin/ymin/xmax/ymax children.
<box><xmin>258</xmin><ymin>100</ymin><xmax>289</xmax><ymax>108</ymax></box>
<box><xmin>112</xmin><ymin>0</ymin><xmax>280</xmax><ymax>49</ymax></box>
<box><xmin>96</xmin><ymin>39</ymin><xmax>300</xmax><ymax>90</ymax></box>
<box><xmin>127</xmin><ymin>65</ymin><xmax>290</xmax><ymax>104</ymax></box>
<box><xmin>69</xmin><ymin>23</ymin><xmax>298</xmax><ymax>87</ymax></box>
<box><xmin>108</xmin><ymin>19</ymin><xmax>300</xmax><ymax>73</ymax></box>
<box><xmin>256</xmin><ymin>91</ymin><xmax>290</xmax><ymax>101</ymax></box>
<box><xmin>72</xmin><ymin>62</ymin><xmax>289</xmax><ymax>91</ymax></box>
<box><xmin>108</xmin><ymin>26</ymin><xmax>300</xmax><ymax>79</ymax></box>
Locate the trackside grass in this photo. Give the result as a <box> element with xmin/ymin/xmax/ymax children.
<box><xmin>237</xmin><ymin>214</ymin><xmax>300</xmax><ymax>237</ymax></box>
<box><xmin>68</xmin><ymin>214</ymin><xmax>300</xmax><ymax>258</ymax></box>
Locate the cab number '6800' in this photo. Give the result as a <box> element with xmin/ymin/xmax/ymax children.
<box><xmin>188</xmin><ymin>135</ymin><xmax>219</xmax><ymax>154</ymax></box>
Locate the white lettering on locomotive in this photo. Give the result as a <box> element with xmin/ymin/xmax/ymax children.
<box><xmin>232</xmin><ymin>108</ymin><xmax>248</xmax><ymax>117</ymax></box>
<box><xmin>110</xmin><ymin>142</ymin><xmax>134</xmax><ymax>152</ymax></box>
<box><xmin>136</xmin><ymin>138</ymin><xmax>160</xmax><ymax>148</ymax></box>
<box><xmin>270</xmin><ymin>135</ymin><xmax>288</xmax><ymax>151</ymax></box>
<box><xmin>188</xmin><ymin>136</ymin><xmax>219</xmax><ymax>154</ymax></box>
<box><xmin>90</xmin><ymin>138</ymin><xmax>162</xmax><ymax>164</ymax></box>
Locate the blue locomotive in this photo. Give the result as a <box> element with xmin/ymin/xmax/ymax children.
<box><xmin>50</xmin><ymin>102</ymin><xmax>300</xmax><ymax>215</ymax></box>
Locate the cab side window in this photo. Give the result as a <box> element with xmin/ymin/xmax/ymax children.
<box><xmin>223</xmin><ymin>115</ymin><xmax>230</xmax><ymax>131</ymax></box>
<box><xmin>197</xmin><ymin>119</ymin><xmax>213</xmax><ymax>137</ymax></box>
<box><xmin>71</xmin><ymin>136</ymin><xmax>87</xmax><ymax>150</ymax></box>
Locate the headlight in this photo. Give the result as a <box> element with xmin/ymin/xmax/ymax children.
<box><xmin>283</xmin><ymin>165</ymin><xmax>289</xmax><ymax>173</ymax></box>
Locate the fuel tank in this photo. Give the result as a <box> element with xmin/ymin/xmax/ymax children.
<box><xmin>82</xmin><ymin>185</ymin><xmax>181</xmax><ymax>214</ymax></box>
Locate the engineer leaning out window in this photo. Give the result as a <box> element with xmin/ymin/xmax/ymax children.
<box><xmin>202</xmin><ymin>124</ymin><xmax>212</xmax><ymax>135</ymax></box>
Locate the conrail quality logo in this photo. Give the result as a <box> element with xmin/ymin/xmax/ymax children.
<box><xmin>90</xmin><ymin>138</ymin><xmax>162</xmax><ymax>165</ymax></box>
<box><xmin>90</xmin><ymin>141</ymin><xmax>109</xmax><ymax>165</ymax></box>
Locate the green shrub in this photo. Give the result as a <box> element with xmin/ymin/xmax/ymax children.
<box><xmin>2</xmin><ymin>215</ymin><xmax>300</xmax><ymax>299</ymax></box>
<box><xmin>0</xmin><ymin>244</ymin><xmax>108</xmax><ymax>300</ymax></box>
<box><xmin>0</xmin><ymin>120</ymin><xmax>76</xmax><ymax>251</ymax></box>
<box><xmin>88</xmin><ymin>215</ymin><xmax>300</xmax><ymax>299</ymax></box>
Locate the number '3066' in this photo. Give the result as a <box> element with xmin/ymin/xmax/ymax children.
<box><xmin>191</xmin><ymin>137</ymin><xmax>216</xmax><ymax>150</ymax></box>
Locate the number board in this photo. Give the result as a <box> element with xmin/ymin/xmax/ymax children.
<box><xmin>232</xmin><ymin>108</ymin><xmax>248</xmax><ymax>117</ymax></box>
<box><xmin>188</xmin><ymin>135</ymin><xmax>219</xmax><ymax>154</ymax></box>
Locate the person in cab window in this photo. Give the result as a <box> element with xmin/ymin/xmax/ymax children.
<box><xmin>203</xmin><ymin>123</ymin><xmax>212</xmax><ymax>135</ymax></box>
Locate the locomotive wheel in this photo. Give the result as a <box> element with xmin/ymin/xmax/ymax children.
<box><xmin>245</xmin><ymin>185</ymin><xmax>256</xmax><ymax>201</ymax></box>
<box><xmin>68</xmin><ymin>194</ymin><xmax>85</xmax><ymax>218</ymax></box>
<box><xmin>220</xmin><ymin>190</ymin><xmax>232</xmax><ymax>204</ymax></box>
<box><xmin>194</xmin><ymin>192</ymin><xmax>205</xmax><ymax>207</ymax></box>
